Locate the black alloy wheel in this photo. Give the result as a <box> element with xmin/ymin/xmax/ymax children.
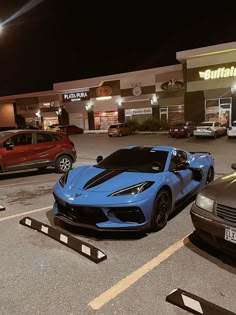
<box><xmin>151</xmin><ymin>189</ymin><xmax>172</xmax><ymax>232</ymax></box>
<box><xmin>206</xmin><ymin>167</ymin><xmax>214</xmax><ymax>184</ymax></box>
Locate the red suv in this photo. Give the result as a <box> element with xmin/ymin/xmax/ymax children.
<box><xmin>0</xmin><ymin>130</ymin><xmax>77</xmax><ymax>174</ymax></box>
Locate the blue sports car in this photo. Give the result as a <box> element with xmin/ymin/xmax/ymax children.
<box><xmin>52</xmin><ymin>145</ymin><xmax>215</xmax><ymax>233</ymax></box>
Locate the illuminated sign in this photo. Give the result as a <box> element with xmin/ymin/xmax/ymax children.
<box><xmin>96</xmin><ymin>86</ymin><xmax>112</xmax><ymax>97</ymax></box>
<box><xmin>132</xmin><ymin>108</ymin><xmax>152</xmax><ymax>115</ymax></box>
<box><xmin>161</xmin><ymin>79</ymin><xmax>183</xmax><ymax>90</ymax></box>
<box><xmin>199</xmin><ymin>66</ymin><xmax>236</xmax><ymax>80</ymax></box>
<box><xmin>63</xmin><ymin>91</ymin><xmax>89</xmax><ymax>102</ymax></box>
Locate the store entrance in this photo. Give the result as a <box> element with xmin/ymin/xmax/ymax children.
<box><xmin>219</xmin><ymin>108</ymin><xmax>231</xmax><ymax>128</ymax></box>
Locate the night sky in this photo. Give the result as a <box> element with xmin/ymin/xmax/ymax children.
<box><xmin>0</xmin><ymin>0</ymin><xmax>236</xmax><ymax>96</ymax></box>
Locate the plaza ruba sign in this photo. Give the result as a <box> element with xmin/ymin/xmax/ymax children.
<box><xmin>63</xmin><ymin>91</ymin><xmax>90</xmax><ymax>102</ymax></box>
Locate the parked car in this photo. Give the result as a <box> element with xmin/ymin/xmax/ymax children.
<box><xmin>46</xmin><ymin>124</ymin><xmax>61</xmax><ymax>132</ymax></box>
<box><xmin>16</xmin><ymin>124</ymin><xmax>40</xmax><ymax>130</ymax></box>
<box><xmin>227</xmin><ymin>120</ymin><xmax>236</xmax><ymax>139</ymax></box>
<box><xmin>193</xmin><ymin>121</ymin><xmax>227</xmax><ymax>138</ymax></box>
<box><xmin>168</xmin><ymin>121</ymin><xmax>196</xmax><ymax>138</ymax></box>
<box><xmin>108</xmin><ymin>123</ymin><xmax>133</xmax><ymax>137</ymax></box>
<box><xmin>190</xmin><ymin>163</ymin><xmax>236</xmax><ymax>257</ymax></box>
<box><xmin>0</xmin><ymin>129</ymin><xmax>77</xmax><ymax>174</ymax></box>
<box><xmin>58</xmin><ymin>124</ymin><xmax>84</xmax><ymax>135</ymax></box>
<box><xmin>52</xmin><ymin>145</ymin><xmax>215</xmax><ymax>233</ymax></box>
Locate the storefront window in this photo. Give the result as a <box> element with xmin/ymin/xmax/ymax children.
<box><xmin>205</xmin><ymin>98</ymin><xmax>232</xmax><ymax>126</ymax></box>
<box><xmin>125</xmin><ymin>108</ymin><xmax>152</xmax><ymax>123</ymax></box>
<box><xmin>205</xmin><ymin>99</ymin><xmax>219</xmax><ymax>121</ymax></box>
<box><xmin>160</xmin><ymin>105</ymin><xmax>184</xmax><ymax>126</ymax></box>
<box><xmin>94</xmin><ymin>111</ymin><xmax>118</xmax><ymax>130</ymax></box>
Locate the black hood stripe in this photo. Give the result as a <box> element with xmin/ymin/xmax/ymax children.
<box><xmin>83</xmin><ymin>169</ymin><xmax>124</xmax><ymax>189</ymax></box>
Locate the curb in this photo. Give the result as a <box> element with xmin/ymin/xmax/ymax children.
<box><xmin>19</xmin><ymin>216</ymin><xmax>107</xmax><ymax>264</ymax></box>
<box><xmin>166</xmin><ymin>288</ymin><xmax>235</xmax><ymax>315</ymax></box>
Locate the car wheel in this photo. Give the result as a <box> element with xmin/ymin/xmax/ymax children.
<box><xmin>151</xmin><ymin>189</ymin><xmax>172</xmax><ymax>232</ymax></box>
<box><xmin>206</xmin><ymin>167</ymin><xmax>214</xmax><ymax>184</ymax></box>
<box><xmin>213</xmin><ymin>133</ymin><xmax>217</xmax><ymax>139</ymax></box>
<box><xmin>55</xmin><ymin>155</ymin><xmax>72</xmax><ymax>173</ymax></box>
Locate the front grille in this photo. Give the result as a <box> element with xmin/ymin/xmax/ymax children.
<box><xmin>55</xmin><ymin>196</ymin><xmax>145</xmax><ymax>225</ymax></box>
<box><xmin>56</xmin><ymin>197</ymin><xmax>107</xmax><ymax>224</ymax></box>
<box><xmin>216</xmin><ymin>204</ymin><xmax>236</xmax><ymax>224</ymax></box>
<box><xmin>108</xmin><ymin>207</ymin><xmax>145</xmax><ymax>223</ymax></box>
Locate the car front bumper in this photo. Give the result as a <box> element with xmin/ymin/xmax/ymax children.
<box><xmin>190</xmin><ymin>203</ymin><xmax>236</xmax><ymax>257</ymax></box>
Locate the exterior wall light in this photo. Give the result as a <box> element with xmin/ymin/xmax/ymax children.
<box><xmin>96</xmin><ymin>96</ymin><xmax>112</xmax><ymax>100</ymax></box>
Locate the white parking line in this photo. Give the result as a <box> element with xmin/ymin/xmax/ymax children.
<box><xmin>88</xmin><ymin>234</ymin><xmax>190</xmax><ymax>310</ymax></box>
<box><xmin>0</xmin><ymin>206</ymin><xmax>51</xmax><ymax>222</ymax></box>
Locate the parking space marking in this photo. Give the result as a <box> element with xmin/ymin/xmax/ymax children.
<box><xmin>0</xmin><ymin>206</ymin><xmax>51</xmax><ymax>222</ymax></box>
<box><xmin>88</xmin><ymin>234</ymin><xmax>190</xmax><ymax>310</ymax></box>
<box><xmin>0</xmin><ymin>178</ymin><xmax>58</xmax><ymax>188</ymax></box>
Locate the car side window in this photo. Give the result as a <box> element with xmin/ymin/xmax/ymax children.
<box><xmin>169</xmin><ymin>150</ymin><xmax>187</xmax><ymax>171</ymax></box>
<box><xmin>36</xmin><ymin>132</ymin><xmax>53</xmax><ymax>143</ymax></box>
<box><xmin>7</xmin><ymin>133</ymin><xmax>32</xmax><ymax>146</ymax></box>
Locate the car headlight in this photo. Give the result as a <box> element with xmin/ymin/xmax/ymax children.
<box><xmin>109</xmin><ymin>181</ymin><xmax>154</xmax><ymax>196</ymax></box>
<box><xmin>59</xmin><ymin>172</ymin><xmax>69</xmax><ymax>187</ymax></box>
<box><xmin>195</xmin><ymin>193</ymin><xmax>215</xmax><ymax>212</ymax></box>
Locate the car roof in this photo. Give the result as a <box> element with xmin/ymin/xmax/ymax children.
<box><xmin>122</xmin><ymin>145</ymin><xmax>185</xmax><ymax>153</ymax></box>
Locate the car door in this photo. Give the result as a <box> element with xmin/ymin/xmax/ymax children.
<box><xmin>168</xmin><ymin>150</ymin><xmax>198</xmax><ymax>199</ymax></box>
<box><xmin>1</xmin><ymin>132</ymin><xmax>33</xmax><ymax>171</ymax></box>
<box><xmin>30</xmin><ymin>132</ymin><xmax>57</xmax><ymax>163</ymax></box>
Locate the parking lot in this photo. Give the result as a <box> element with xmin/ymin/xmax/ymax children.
<box><xmin>0</xmin><ymin>133</ymin><xmax>235</xmax><ymax>315</ymax></box>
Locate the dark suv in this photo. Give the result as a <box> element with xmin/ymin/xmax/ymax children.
<box><xmin>0</xmin><ymin>130</ymin><xmax>77</xmax><ymax>174</ymax></box>
<box><xmin>169</xmin><ymin>121</ymin><xmax>196</xmax><ymax>138</ymax></box>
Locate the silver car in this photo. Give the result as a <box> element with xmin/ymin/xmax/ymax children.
<box><xmin>194</xmin><ymin>121</ymin><xmax>226</xmax><ymax>139</ymax></box>
<box><xmin>227</xmin><ymin>121</ymin><xmax>236</xmax><ymax>139</ymax></box>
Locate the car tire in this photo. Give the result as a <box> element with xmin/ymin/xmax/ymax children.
<box><xmin>206</xmin><ymin>167</ymin><xmax>214</xmax><ymax>184</ymax></box>
<box><xmin>150</xmin><ymin>188</ymin><xmax>172</xmax><ymax>232</ymax></box>
<box><xmin>55</xmin><ymin>155</ymin><xmax>73</xmax><ymax>173</ymax></box>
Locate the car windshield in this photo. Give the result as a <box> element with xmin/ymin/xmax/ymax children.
<box><xmin>199</xmin><ymin>122</ymin><xmax>214</xmax><ymax>127</ymax></box>
<box><xmin>109</xmin><ymin>124</ymin><xmax>120</xmax><ymax>128</ymax></box>
<box><xmin>172</xmin><ymin>122</ymin><xmax>186</xmax><ymax>127</ymax></box>
<box><xmin>96</xmin><ymin>147</ymin><xmax>168</xmax><ymax>172</ymax></box>
<box><xmin>0</xmin><ymin>131</ymin><xmax>13</xmax><ymax>140</ymax></box>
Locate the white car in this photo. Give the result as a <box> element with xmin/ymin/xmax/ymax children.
<box><xmin>227</xmin><ymin>121</ymin><xmax>236</xmax><ymax>139</ymax></box>
<box><xmin>194</xmin><ymin>121</ymin><xmax>227</xmax><ymax>138</ymax></box>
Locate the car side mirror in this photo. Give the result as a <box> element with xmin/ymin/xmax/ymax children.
<box><xmin>5</xmin><ymin>141</ymin><xmax>14</xmax><ymax>150</ymax></box>
<box><xmin>176</xmin><ymin>161</ymin><xmax>190</xmax><ymax>171</ymax></box>
<box><xmin>96</xmin><ymin>155</ymin><xmax>103</xmax><ymax>163</ymax></box>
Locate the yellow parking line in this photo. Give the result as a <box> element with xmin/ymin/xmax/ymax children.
<box><xmin>0</xmin><ymin>206</ymin><xmax>51</xmax><ymax>222</ymax></box>
<box><xmin>88</xmin><ymin>234</ymin><xmax>190</xmax><ymax>310</ymax></box>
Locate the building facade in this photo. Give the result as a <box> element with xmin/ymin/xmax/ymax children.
<box><xmin>1</xmin><ymin>41</ymin><xmax>236</xmax><ymax>130</ymax></box>
<box><xmin>177</xmin><ymin>41</ymin><xmax>236</xmax><ymax>127</ymax></box>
